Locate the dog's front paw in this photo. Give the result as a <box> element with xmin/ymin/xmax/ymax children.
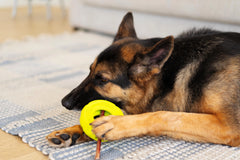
<box><xmin>46</xmin><ymin>125</ymin><xmax>92</xmax><ymax>147</ymax></box>
<box><xmin>91</xmin><ymin>115</ymin><xmax>145</xmax><ymax>141</ymax></box>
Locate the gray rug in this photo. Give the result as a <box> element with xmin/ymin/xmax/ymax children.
<box><xmin>0</xmin><ymin>31</ymin><xmax>240</xmax><ymax>160</ymax></box>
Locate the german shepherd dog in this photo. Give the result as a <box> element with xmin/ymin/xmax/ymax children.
<box><xmin>47</xmin><ymin>12</ymin><xmax>240</xmax><ymax>147</ymax></box>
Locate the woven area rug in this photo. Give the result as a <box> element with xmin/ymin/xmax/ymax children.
<box><xmin>0</xmin><ymin>31</ymin><xmax>240</xmax><ymax>160</ymax></box>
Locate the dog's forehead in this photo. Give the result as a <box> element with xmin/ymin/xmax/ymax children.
<box><xmin>91</xmin><ymin>61</ymin><xmax>124</xmax><ymax>80</ymax></box>
<box><xmin>91</xmin><ymin>55</ymin><xmax>123</xmax><ymax>78</ymax></box>
<box><xmin>91</xmin><ymin>38</ymin><xmax>160</xmax><ymax>74</ymax></box>
<box><xmin>98</xmin><ymin>38</ymin><xmax>146</xmax><ymax>64</ymax></box>
<box><xmin>120</xmin><ymin>42</ymin><xmax>145</xmax><ymax>63</ymax></box>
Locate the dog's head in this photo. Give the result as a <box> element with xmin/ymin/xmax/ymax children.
<box><xmin>62</xmin><ymin>12</ymin><xmax>174</xmax><ymax>114</ymax></box>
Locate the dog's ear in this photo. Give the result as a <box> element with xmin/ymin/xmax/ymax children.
<box><xmin>145</xmin><ymin>36</ymin><xmax>174</xmax><ymax>69</ymax></box>
<box><xmin>113</xmin><ymin>12</ymin><xmax>137</xmax><ymax>42</ymax></box>
<box><xmin>129</xmin><ymin>36</ymin><xmax>174</xmax><ymax>81</ymax></box>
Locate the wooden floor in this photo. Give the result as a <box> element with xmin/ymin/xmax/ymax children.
<box><xmin>0</xmin><ymin>6</ymin><xmax>72</xmax><ymax>42</ymax></box>
<box><xmin>0</xmin><ymin>6</ymin><xmax>72</xmax><ymax>160</ymax></box>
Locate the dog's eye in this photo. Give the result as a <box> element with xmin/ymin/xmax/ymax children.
<box><xmin>95</xmin><ymin>74</ymin><xmax>109</xmax><ymax>84</ymax></box>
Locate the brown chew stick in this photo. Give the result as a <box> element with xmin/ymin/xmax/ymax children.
<box><xmin>95</xmin><ymin>110</ymin><xmax>105</xmax><ymax>160</ymax></box>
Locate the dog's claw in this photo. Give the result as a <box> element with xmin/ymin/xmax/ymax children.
<box><xmin>100</xmin><ymin>128</ymin><xmax>112</xmax><ymax>139</ymax></box>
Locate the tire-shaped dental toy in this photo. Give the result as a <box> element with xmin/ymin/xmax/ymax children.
<box><xmin>80</xmin><ymin>100</ymin><xmax>124</xmax><ymax>141</ymax></box>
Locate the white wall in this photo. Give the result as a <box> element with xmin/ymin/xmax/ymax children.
<box><xmin>0</xmin><ymin>0</ymin><xmax>69</xmax><ymax>8</ymax></box>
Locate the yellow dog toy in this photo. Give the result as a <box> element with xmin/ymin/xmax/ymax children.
<box><xmin>80</xmin><ymin>100</ymin><xmax>124</xmax><ymax>141</ymax></box>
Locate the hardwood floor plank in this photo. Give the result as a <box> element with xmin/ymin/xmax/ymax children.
<box><xmin>0</xmin><ymin>6</ymin><xmax>72</xmax><ymax>42</ymax></box>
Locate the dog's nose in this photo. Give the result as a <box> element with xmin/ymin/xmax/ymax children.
<box><xmin>62</xmin><ymin>99</ymin><xmax>73</xmax><ymax>110</ymax></box>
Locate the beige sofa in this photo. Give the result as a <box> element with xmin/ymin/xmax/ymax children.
<box><xmin>69</xmin><ymin>0</ymin><xmax>240</xmax><ymax>38</ymax></box>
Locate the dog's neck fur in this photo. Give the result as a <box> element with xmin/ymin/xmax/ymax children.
<box><xmin>148</xmin><ymin>31</ymin><xmax>224</xmax><ymax>113</ymax></box>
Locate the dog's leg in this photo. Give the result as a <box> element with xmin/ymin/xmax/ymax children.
<box><xmin>91</xmin><ymin>111</ymin><xmax>240</xmax><ymax>146</ymax></box>
<box><xmin>46</xmin><ymin>125</ymin><xmax>92</xmax><ymax>147</ymax></box>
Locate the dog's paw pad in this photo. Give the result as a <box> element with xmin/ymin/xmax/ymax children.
<box><xmin>60</xmin><ymin>134</ymin><xmax>70</xmax><ymax>141</ymax></box>
<box><xmin>46</xmin><ymin>125</ymin><xmax>92</xmax><ymax>148</ymax></box>
<box><xmin>70</xmin><ymin>133</ymin><xmax>81</xmax><ymax>146</ymax></box>
<box><xmin>51</xmin><ymin>138</ymin><xmax>62</xmax><ymax>145</ymax></box>
<box><xmin>47</xmin><ymin>132</ymin><xmax>74</xmax><ymax>147</ymax></box>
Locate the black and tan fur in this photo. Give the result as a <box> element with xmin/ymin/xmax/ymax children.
<box><xmin>47</xmin><ymin>12</ymin><xmax>240</xmax><ymax>147</ymax></box>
